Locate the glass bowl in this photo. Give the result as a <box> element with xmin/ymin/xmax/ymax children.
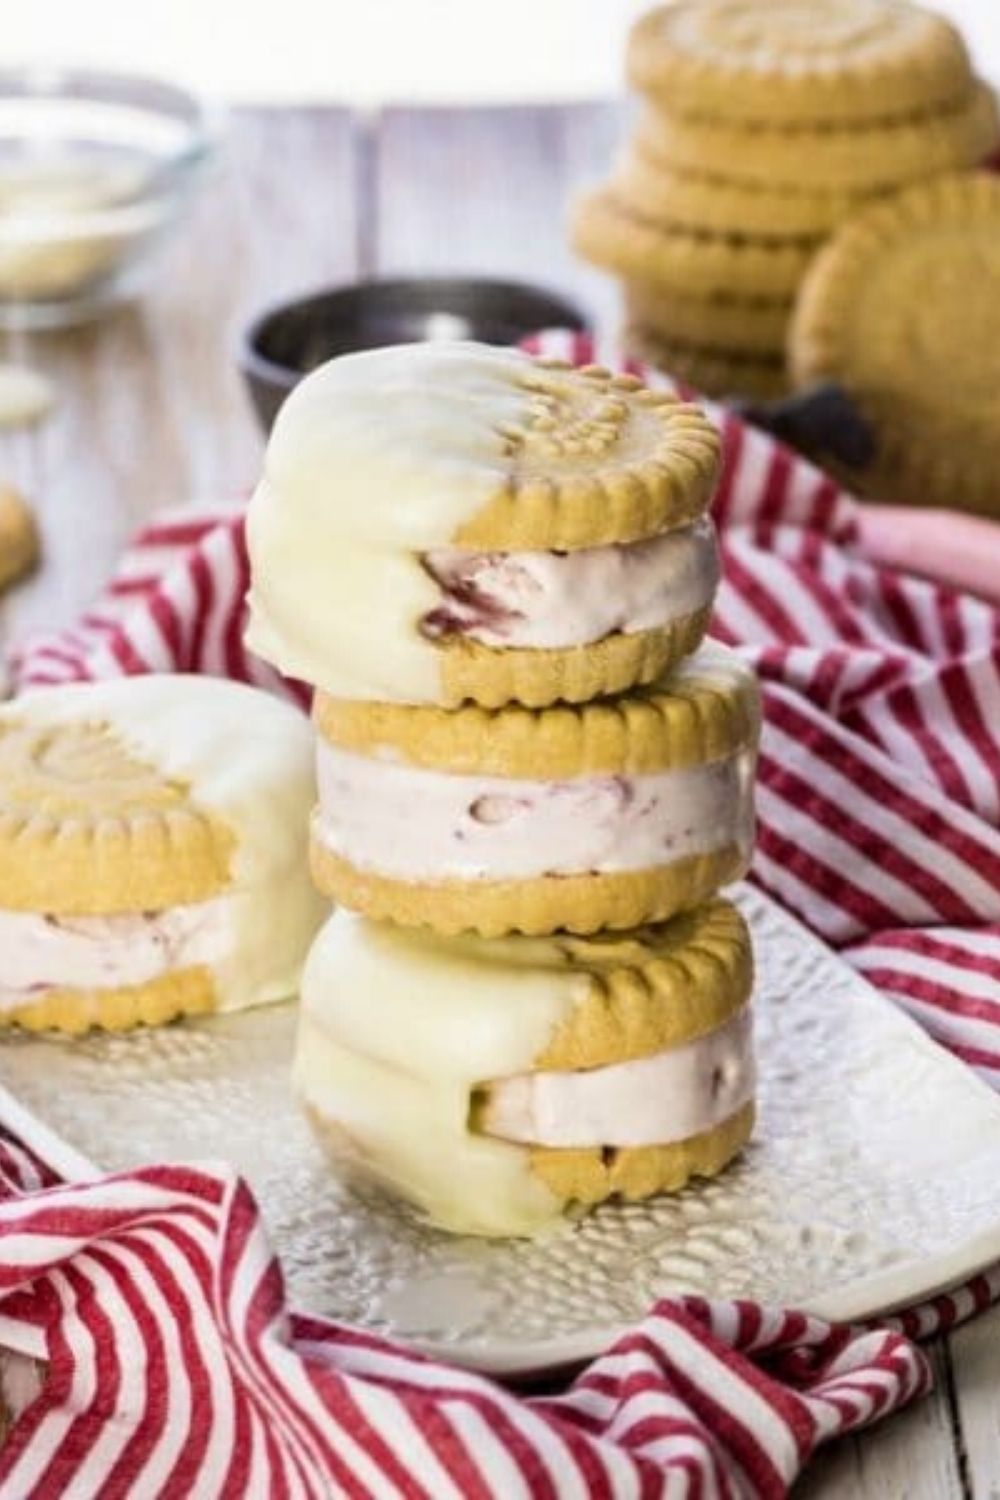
<box><xmin>0</xmin><ymin>66</ymin><xmax>218</xmax><ymax>328</ymax></box>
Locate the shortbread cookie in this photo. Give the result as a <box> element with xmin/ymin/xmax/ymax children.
<box><xmin>246</xmin><ymin>341</ymin><xmax>721</xmax><ymax>706</ymax></box>
<box><xmin>295</xmin><ymin>900</ymin><xmax>755</xmax><ymax>1236</ymax></box>
<box><xmin>790</xmin><ymin>172</ymin><xmax>1000</xmax><ymax>515</ymax></box>
<box><xmin>628</xmin><ymin>0</ymin><xmax>973</xmax><ymax>127</ymax></box>
<box><xmin>614</xmin><ymin>145</ymin><xmax>874</xmax><ymax>241</ymax></box>
<box><xmin>311</xmin><ymin>641</ymin><xmax>760</xmax><ymax>936</ymax></box>
<box><xmin>635</xmin><ymin>81</ymin><xmax>999</xmax><ymax>191</ymax></box>
<box><xmin>625</xmin><ymin>326</ymin><xmax>789</xmax><ymax>401</ymax></box>
<box><xmin>0</xmin><ymin>675</ymin><xmax>325</xmax><ymax>1032</ymax></box>
<box><xmin>625</xmin><ymin>283</ymin><xmax>790</xmax><ymax>357</ymax></box>
<box><xmin>572</xmin><ymin>188</ymin><xmax>815</xmax><ymax>300</ymax></box>
<box><xmin>0</xmin><ymin>487</ymin><xmax>39</xmax><ymax>594</ymax></box>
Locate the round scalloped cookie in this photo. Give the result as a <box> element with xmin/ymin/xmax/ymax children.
<box><xmin>314</xmin><ymin>641</ymin><xmax>759</xmax><ymax>777</ymax></box>
<box><xmin>634</xmin><ymin>81</ymin><xmax>999</xmax><ymax>192</ymax></box>
<box><xmin>309</xmin><ymin>848</ymin><xmax>751</xmax><ymax>940</ymax></box>
<box><xmin>572</xmin><ymin>187</ymin><xmax>815</xmax><ymax>300</ymax></box>
<box><xmin>529</xmin><ymin>1104</ymin><xmax>754</xmax><ymax>1207</ymax></box>
<box><xmin>613</xmin><ymin>144</ymin><xmax>877</xmax><ymax>241</ymax></box>
<box><xmin>627</xmin><ymin>0</ymin><xmax>973</xmax><ymax>127</ymax></box>
<box><xmin>0</xmin><ymin>711</ymin><xmax>233</xmax><ymax>913</ymax></box>
<box><xmin>431</xmin><ymin>604</ymin><xmax>713</xmax><ymax>710</ymax></box>
<box><xmin>624</xmin><ymin>283</ymin><xmax>790</xmax><ymax>357</ymax></box>
<box><xmin>4</xmin><ymin>969</ymin><xmax>216</xmax><ymax>1036</ymax></box>
<box><xmin>790</xmin><ymin>171</ymin><xmax>1000</xmax><ymax>516</ymax></box>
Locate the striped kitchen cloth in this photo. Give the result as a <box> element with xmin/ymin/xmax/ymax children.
<box><xmin>1</xmin><ymin>1123</ymin><xmax>996</xmax><ymax>1498</ymax></box>
<box><xmin>2</xmin><ymin>329</ymin><xmax>999</xmax><ymax>1496</ymax></box>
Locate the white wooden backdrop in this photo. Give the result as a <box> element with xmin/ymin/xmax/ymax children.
<box><xmin>4</xmin><ymin>0</ymin><xmax>999</xmax><ymax>104</ymax></box>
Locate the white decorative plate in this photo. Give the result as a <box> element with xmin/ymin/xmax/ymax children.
<box><xmin>4</xmin><ymin>886</ymin><xmax>1000</xmax><ymax>1377</ymax></box>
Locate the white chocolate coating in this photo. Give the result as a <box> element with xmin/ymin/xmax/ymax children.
<box><xmin>0</xmin><ymin>901</ymin><xmax>232</xmax><ymax>1009</ymax></box>
<box><xmin>257</xmin><ymin>342</ymin><xmax>536</xmax><ymax>549</ymax></box>
<box><xmin>246</xmin><ymin>344</ymin><xmax>531</xmax><ymax>701</ymax></box>
<box><xmin>481</xmin><ymin>1009</ymin><xmax>754</xmax><ymax>1148</ymax></box>
<box><xmin>296</xmin><ymin>1018</ymin><xmax>562</xmax><ymax>1238</ymax></box>
<box><xmin>313</xmin><ymin>740</ymin><xmax>755</xmax><ymax>880</ymax></box>
<box><xmin>245</xmin><ymin>341</ymin><xmax>712</xmax><ymax>703</ymax></box>
<box><xmin>7</xmin><ymin>676</ymin><xmax>326</xmax><ymax>1011</ymax></box>
<box><xmin>295</xmin><ymin>910</ymin><xmax>752</xmax><ymax>1236</ymax></box>
<box><xmin>296</xmin><ymin>911</ymin><xmax>583</xmax><ymax>1235</ymax></box>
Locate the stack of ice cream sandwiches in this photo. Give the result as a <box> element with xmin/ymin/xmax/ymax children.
<box><xmin>246</xmin><ymin>340</ymin><xmax>761</xmax><ymax>1237</ymax></box>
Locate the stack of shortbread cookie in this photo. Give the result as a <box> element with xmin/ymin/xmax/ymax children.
<box><xmin>572</xmin><ymin>0</ymin><xmax>998</xmax><ymax>399</ymax></box>
<box><xmin>246</xmin><ymin>340</ymin><xmax>761</xmax><ymax>1237</ymax></box>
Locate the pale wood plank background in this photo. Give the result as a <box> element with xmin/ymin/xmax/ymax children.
<box><xmin>0</xmin><ymin>104</ymin><xmax>995</xmax><ymax>1495</ymax></box>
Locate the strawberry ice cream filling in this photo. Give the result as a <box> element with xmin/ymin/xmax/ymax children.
<box><xmin>421</xmin><ymin>518</ymin><xmax>718</xmax><ymax>649</ymax></box>
<box><xmin>314</xmin><ymin>741</ymin><xmax>755</xmax><ymax>881</ymax></box>
<box><xmin>0</xmin><ymin>900</ymin><xmax>234</xmax><ymax>1008</ymax></box>
<box><xmin>477</xmin><ymin>1009</ymin><xmax>754</xmax><ymax>1149</ymax></box>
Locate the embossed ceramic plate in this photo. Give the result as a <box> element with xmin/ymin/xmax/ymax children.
<box><xmin>4</xmin><ymin>886</ymin><xmax>1000</xmax><ymax>1377</ymax></box>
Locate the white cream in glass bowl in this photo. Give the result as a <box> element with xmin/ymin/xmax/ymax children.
<box><xmin>0</xmin><ymin>67</ymin><xmax>218</xmax><ymax>327</ymax></box>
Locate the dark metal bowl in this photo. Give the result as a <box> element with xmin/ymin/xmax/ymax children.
<box><xmin>239</xmin><ymin>276</ymin><xmax>588</xmax><ymax>432</ymax></box>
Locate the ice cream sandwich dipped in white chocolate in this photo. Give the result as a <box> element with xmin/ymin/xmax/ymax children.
<box><xmin>295</xmin><ymin>901</ymin><xmax>755</xmax><ymax>1236</ymax></box>
<box><xmin>0</xmin><ymin>676</ymin><xmax>326</xmax><ymax>1032</ymax></box>
<box><xmin>245</xmin><ymin>341</ymin><xmax>721</xmax><ymax>709</ymax></box>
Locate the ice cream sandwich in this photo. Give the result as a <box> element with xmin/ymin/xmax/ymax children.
<box><xmin>0</xmin><ymin>675</ymin><xmax>325</xmax><ymax>1032</ymax></box>
<box><xmin>310</xmin><ymin>640</ymin><xmax>759</xmax><ymax>936</ymax></box>
<box><xmin>295</xmin><ymin>900</ymin><xmax>755</xmax><ymax>1236</ymax></box>
<box><xmin>245</xmin><ymin>341</ymin><xmax>721</xmax><ymax>708</ymax></box>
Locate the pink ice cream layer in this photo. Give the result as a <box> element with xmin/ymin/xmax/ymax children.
<box><xmin>478</xmin><ymin>1008</ymin><xmax>754</xmax><ymax>1149</ymax></box>
<box><xmin>314</xmin><ymin>741</ymin><xmax>755</xmax><ymax>882</ymax></box>
<box><xmin>0</xmin><ymin>901</ymin><xmax>233</xmax><ymax>1010</ymax></box>
<box><xmin>421</xmin><ymin>519</ymin><xmax>719</xmax><ymax>649</ymax></box>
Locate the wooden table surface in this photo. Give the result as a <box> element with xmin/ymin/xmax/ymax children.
<box><xmin>0</xmin><ymin>103</ymin><xmax>996</xmax><ymax>1496</ymax></box>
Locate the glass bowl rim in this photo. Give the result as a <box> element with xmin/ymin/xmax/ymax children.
<box><xmin>0</xmin><ymin>63</ymin><xmax>223</xmax><ymax>179</ymax></box>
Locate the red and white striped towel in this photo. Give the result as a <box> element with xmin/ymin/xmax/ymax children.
<box><xmin>3</xmin><ymin>329</ymin><xmax>999</xmax><ymax>1495</ymax></box>
<box><xmin>2</xmin><ymin>1125</ymin><xmax>996</xmax><ymax>1500</ymax></box>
